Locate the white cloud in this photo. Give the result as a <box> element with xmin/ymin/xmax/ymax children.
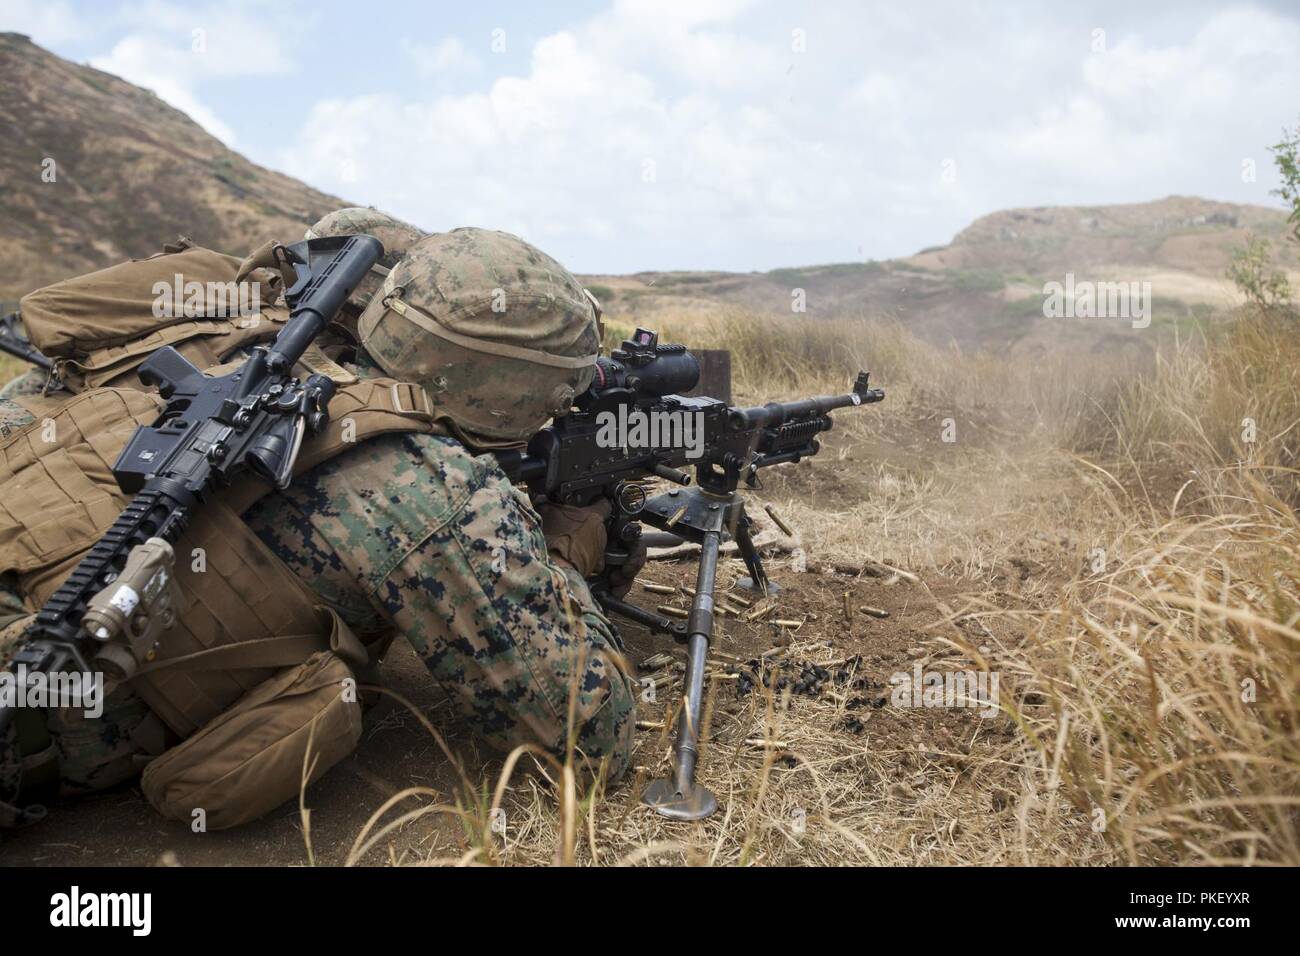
<box><xmin>111</xmin><ymin>0</ymin><xmax>296</xmax><ymax>74</ymax></box>
<box><xmin>91</xmin><ymin>36</ymin><xmax>238</xmax><ymax>143</ymax></box>
<box><xmin>276</xmin><ymin>4</ymin><xmax>860</xmax><ymax>269</ymax></box>
<box><xmin>0</xmin><ymin>0</ymin><xmax>90</xmax><ymax>45</ymax></box>
<box><xmin>62</xmin><ymin>0</ymin><xmax>1296</xmax><ymax>272</ymax></box>
<box><xmin>984</xmin><ymin>7</ymin><xmax>1300</xmax><ymax>195</ymax></box>
<box><xmin>584</xmin><ymin>0</ymin><xmax>783</xmax><ymax>93</ymax></box>
<box><xmin>88</xmin><ymin>1</ymin><xmax>299</xmax><ymax>145</ymax></box>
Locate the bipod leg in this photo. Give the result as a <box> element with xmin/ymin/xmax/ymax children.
<box><xmin>641</xmin><ymin>528</ymin><xmax>721</xmax><ymax>820</ymax></box>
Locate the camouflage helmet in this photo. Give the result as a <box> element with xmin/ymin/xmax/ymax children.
<box><xmin>358</xmin><ymin>227</ymin><xmax>600</xmax><ymax>446</ymax></box>
<box><xmin>305</xmin><ymin>207</ymin><xmax>427</xmax><ymax>315</ymax></box>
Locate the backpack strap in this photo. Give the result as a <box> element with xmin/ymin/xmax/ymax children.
<box><xmin>234</xmin><ymin>239</ymin><xmax>295</xmax><ymax>292</ymax></box>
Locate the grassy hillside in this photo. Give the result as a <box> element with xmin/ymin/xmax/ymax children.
<box><xmin>0</xmin><ymin>32</ymin><xmax>346</xmax><ymax>300</ymax></box>
<box><xmin>583</xmin><ymin>196</ymin><xmax>1298</xmax><ymax>356</ymax></box>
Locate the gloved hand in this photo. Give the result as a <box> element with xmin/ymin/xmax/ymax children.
<box><xmin>605</xmin><ymin>536</ymin><xmax>648</xmax><ymax>599</ymax></box>
<box><xmin>540</xmin><ymin>499</ymin><xmax>611</xmax><ymax>578</ymax></box>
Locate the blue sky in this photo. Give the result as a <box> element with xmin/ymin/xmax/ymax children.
<box><xmin>3</xmin><ymin>0</ymin><xmax>1299</xmax><ymax>273</ymax></box>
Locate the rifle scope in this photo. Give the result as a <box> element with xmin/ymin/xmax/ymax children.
<box><xmin>590</xmin><ymin>327</ymin><xmax>700</xmax><ymax>398</ymax></box>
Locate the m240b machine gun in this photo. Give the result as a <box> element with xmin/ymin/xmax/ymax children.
<box><xmin>495</xmin><ymin>328</ymin><xmax>885</xmax><ymax>819</ymax></box>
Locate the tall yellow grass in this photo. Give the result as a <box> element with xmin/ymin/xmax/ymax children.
<box><xmin>585</xmin><ymin>306</ymin><xmax>1300</xmax><ymax>865</ymax></box>
<box><xmin>1017</xmin><ymin>311</ymin><xmax>1299</xmax><ymax>863</ymax></box>
<box><xmin>991</xmin><ymin>479</ymin><xmax>1299</xmax><ymax>864</ymax></box>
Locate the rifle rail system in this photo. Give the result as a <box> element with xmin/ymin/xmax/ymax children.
<box><xmin>0</xmin><ymin>236</ymin><xmax>383</xmax><ymax>803</ymax></box>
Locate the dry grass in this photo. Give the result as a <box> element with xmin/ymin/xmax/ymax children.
<box><xmin>986</xmin><ymin>310</ymin><xmax>1300</xmax><ymax>865</ymax></box>
<box><xmin>985</xmin><ymin>479</ymin><xmax>1300</xmax><ymax>865</ymax></box>
<box><xmin>311</xmin><ymin>307</ymin><xmax>1297</xmax><ymax>867</ymax></box>
<box><xmin>1072</xmin><ymin>313</ymin><xmax>1300</xmax><ymax>505</ymax></box>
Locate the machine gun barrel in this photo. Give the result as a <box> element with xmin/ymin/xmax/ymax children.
<box><xmin>728</xmin><ymin>371</ymin><xmax>885</xmax><ymax>430</ymax></box>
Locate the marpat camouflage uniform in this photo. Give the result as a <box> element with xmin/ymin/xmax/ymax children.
<box><xmin>240</xmin><ymin>413</ymin><xmax>637</xmax><ymax>774</ymax></box>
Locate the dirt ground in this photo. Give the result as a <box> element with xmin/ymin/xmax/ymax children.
<box><xmin>0</xmin><ymin>535</ymin><xmax>1022</xmax><ymax>866</ymax></box>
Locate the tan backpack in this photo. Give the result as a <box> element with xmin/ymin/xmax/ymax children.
<box><xmin>4</xmin><ymin>241</ymin><xmax>445</xmax><ymax>828</ymax></box>
<box><xmin>19</xmin><ymin>237</ymin><xmax>289</xmax><ymax>393</ymax></box>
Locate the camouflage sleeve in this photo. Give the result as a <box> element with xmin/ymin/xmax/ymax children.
<box><xmin>244</xmin><ymin>432</ymin><xmax>638</xmax><ymax>781</ymax></box>
<box><xmin>0</xmin><ymin>369</ymin><xmax>41</xmax><ymax>440</ymax></box>
<box><xmin>0</xmin><ymin>367</ymin><xmax>48</xmax><ymax>400</ymax></box>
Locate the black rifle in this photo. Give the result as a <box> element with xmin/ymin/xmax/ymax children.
<box><xmin>0</xmin><ymin>309</ymin><xmax>52</xmax><ymax>372</ymax></box>
<box><xmin>0</xmin><ymin>235</ymin><xmax>383</xmax><ymax>745</ymax></box>
<box><xmin>495</xmin><ymin>327</ymin><xmax>885</xmax><ymax>819</ymax></box>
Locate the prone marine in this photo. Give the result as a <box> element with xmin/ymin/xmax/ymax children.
<box><xmin>0</xmin><ymin>209</ymin><xmax>645</xmax><ymax>829</ymax></box>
